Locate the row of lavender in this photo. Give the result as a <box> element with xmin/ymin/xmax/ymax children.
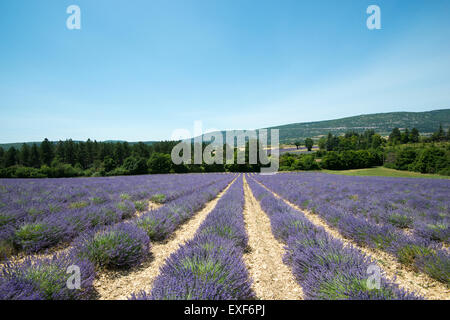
<box><xmin>135</xmin><ymin>174</ymin><xmax>236</xmax><ymax>241</ymax></box>
<box><xmin>247</xmin><ymin>176</ymin><xmax>420</xmax><ymax>299</ymax></box>
<box><xmin>0</xmin><ymin>174</ymin><xmax>233</xmax><ymax>223</ymax></box>
<box><xmin>253</xmin><ymin>173</ymin><xmax>449</xmax><ymax>286</ymax></box>
<box><xmin>72</xmin><ymin>174</ymin><xmax>236</xmax><ymax>269</ymax></box>
<box><xmin>132</xmin><ymin>175</ymin><xmax>255</xmax><ymax>300</ymax></box>
<box><xmin>0</xmin><ymin>174</ymin><xmax>231</xmax><ymax>206</ymax></box>
<box><xmin>0</xmin><ymin>174</ymin><xmax>231</xmax><ymax>256</ymax></box>
<box><xmin>0</xmin><ymin>175</ymin><xmax>237</xmax><ymax>299</ymax></box>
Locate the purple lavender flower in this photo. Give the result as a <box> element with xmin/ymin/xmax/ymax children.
<box><xmin>247</xmin><ymin>176</ymin><xmax>421</xmax><ymax>300</ymax></box>
<box><xmin>0</xmin><ymin>252</ymin><xmax>96</xmax><ymax>300</ymax></box>
<box><xmin>72</xmin><ymin>222</ymin><xmax>150</xmax><ymax>269</ymax></box>
<box><xmin>133</xmin><ymin>176</ymin><xmax>255</xmax><ymax>300</ymax></box>
<box><xmin>252</xmin><ymin>172</ymin><xmax>449</xmax><ymax>286</ymax></box>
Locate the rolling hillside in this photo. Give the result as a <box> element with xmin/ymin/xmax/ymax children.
<box><xmin>270</xmin><ymin>109</ymin><xmax>450</xmax><ymax>143</ymax></box>
<box><xmin>1</xmin><ymin>109</ymin><xmax>448</xmax><ymax>149</ymax></box>
<box><xmin>196</xmin><ymin>109</ymin><xmax>450</xmax><ymax>144</ymax></box>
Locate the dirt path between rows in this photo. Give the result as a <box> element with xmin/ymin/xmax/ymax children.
<box><xmin>242</xmin><ymin>175</ymin><xmax>304</xmax><ymax>300</ymax></box>
<box><xmin>94</xmin><ymin>176</ymin><xmax>239</xmax><ymax>300</ymax></box>
<box><xmin>251</xmin><ymin>177</ymin><xmax>450</xmax><ymax>300</ymax></box>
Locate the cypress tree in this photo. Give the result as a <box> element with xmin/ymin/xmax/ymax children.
<box><xmin>65</xmin><ymin>139</ymin><xmax>76</xmax><ymax>166</ymax></box>
<box><xmin>114</xmin><ymin>143</ymin><xmax>124</xmax><ymax>165</ymax></box>
<box><xmin>5</xmin><ymin>147</ymin><xmax>18</xmax><ymax>167</ymax></box>
<box><xmin>77</xmin><ymin>142</ymin><xmax>88</xmax><ymax>169</ymax></box>
<box><xmin>20</xmin><ymin>143</ymin><xmax>31</xmax><ymax>166</ymax></box>
<box><xmin>30</xmin><ymin>143</ymin><xmax>41</xmax><ymax>168</ymax></box>
<box><xmin>55</xmin><ymin>140</ymin><xmax>65</xmax><ymax>162</ymax></box>
<box><xmin>40</xmin><ymin>138</ymin><xmax>54</xmax><ymax>166</ymax></box>
<box><xmin>86</xmin><ymin>139</ymin><xmax>94</xmax><ymax>166</ymax></box>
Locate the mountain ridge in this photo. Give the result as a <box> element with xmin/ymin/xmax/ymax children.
<box><xmin>195</xmin><ymin>109</ymin><xmax>450</xmax><ymax>144</ymax></box>
<box><xmin>1</xmin><ymin>109</ymin><xmax>448</xmax><ymax>149</ymax></box>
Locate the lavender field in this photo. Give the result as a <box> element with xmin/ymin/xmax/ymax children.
<box><xmin>0</xmin><ymin>173</ymin><xmax>448</xmax><ymax>300</ymax></box>
<box><xmin>253</xmin><ymin>173</ymin><xmax>450</xmax><ymax>286</ymax></box>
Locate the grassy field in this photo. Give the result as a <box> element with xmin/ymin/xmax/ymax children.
<box><xmin>321</xmin><ymin>166</ymin><xmax>450</xmax><ymax>179</ymax></box>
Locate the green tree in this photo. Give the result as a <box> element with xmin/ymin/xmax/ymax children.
<box><xmin>65</xmin><ymin>139</ymin><xmax>77</xmax><ymax>166</ymax></box>
<box><xmin>371</xmin><ymin>134</ymin><xmax>383</xmax><ymax>148</ymax></box>
<box><xmin>4</xmin><ymin>147</ymin><xmax>18</xmax><ymax>167</ymax></box>
<box><xmin>411</xmin><ymin>146</ymin><xmax>448</xmax><ymax>174</ymax></box>
<box><xmin>294</xmin><ymin>141</ymin><xmax>301</xmax><ymax>150</ymax></box>
<box><xmin>292</xmin><ymin>154</ymin><xmax>319</xmax><ymax>170</ymax></box>
<box><xmin>318</xmin><ymin>137</ymin><xmax>327</xmax><ymax>150</ymax></box>
<box><xmin>401</xmin><ymin>128</ymin><xmax>410</xmax><ymax>144</ymax></box>
<box><xmin>280</xmin><ymin>154</ymin><xmax>296</xmax><ymax>169</ymax></box>
<box><xmin>432</xmin><ymin>124</ymin><xmax>446</xmax><ymax>142</ymax></box>
<box><xmin>123</xmin><ymin>142</ymin><xmax>131</xmax><ymax>159</ymax></box>
<box><xmin>20</xmin><ymin>143</ymin><xmax>31</xmax><ymax>167</ymax></box>
<box><xmin>340</xmin><ymin>150</ymin><xmax>357</xmax><ymax>169</ymax></box>
<box><xmin>77</xmin><ymin>142</ymin><xmax>88</xmax><ymax>169</ymax></box>
<box><xmin>133</xmin><ymin>142</ymin><xmax>150</xmax><ymax>158</ymax></box>
<box><xmin>325</xmin><ymin>133</ymin><xmax>339</xmax><ymax>151</ymax></box>
<box><xmin>103</xmin><ymin>157</ymin><xmax>116</xmax><ymax>172</ymax></box>
<box><xmin>305</xmin><ymin>138</ymin><xmax>314</xmax><ymax>151</ymax></box>
<box><xmin>394</xmin><ymin>147</ymin><xmax>417</xmax><ymax>170</ymax></box>
<box><xmin>86</xmin><ymin>139</ymin><xmax>94</xmax><ymax>166</ymax></box>
<box><xmin>326</xmin><ymin>133</ymin><xmax>334</xmax><ymax>151</ymax></box>
<box><xmin>30</xmin><ymin>143</ymin><xmax>41</xmax><ymax>168</ymax></box>
<box><xmin>93</xmin><ymin>140</ymin><xmax>101</xmax><ymax>162</ymax></box>
<box><xmin>114</xmin><ymin>143</ymin><xmax>124</xmax><ymax>166</ymax></box>
<box><xmin>122</xmin><ymin>156</ymin><xmax>148</xmax><ymax>175</ymax></box>
<box><xmin>54</xmin><ymin>141</ymin><xmax>65</xmax><ymax>162</ymax></box>
<box><xmin>147</xmin><ymin>153</ymin><xmax>172</xmax><ymax>174</ymax></box>
<box><xmin>409</xmin><ymin>128</ymin><xmax>420</xmax><ymax>143</ymax></box>
<box><xmin>389</xmin><ymin>128</ymin><xmax>402</xmax><ymax>144</ymax></box>
<box><xmin>40</xmin><ymin>138</ymin><xmax>54</xmax><ymax>166</ymax></box>
<box><xmin>320</xmin><ymin>152</ymin><xmax>343</xmax><ymax>170</ymax></box>
<box><xmin>0</xmin><ymin>147</ymin><xmax>4</xmax><ymax>167</ymax></box>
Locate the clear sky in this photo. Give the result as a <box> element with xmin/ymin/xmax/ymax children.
<box><xmin>1</xmin><ymin>0</ymin><xmax>449</xmax><ymax>143</ymax></box>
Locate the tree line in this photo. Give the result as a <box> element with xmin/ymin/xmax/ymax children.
<box><xmin>388</xmin><ymin>124</ymin><xmax>449</xmax><ymax>144</ymax></box>
<box><xmin>0</xmin><ymin>139</ymin><xmax>269</xmax><ymax>178</ymax></box>
<box><xmin>279</xmin><ymin>125</ymin><xmax>449</xmax><ymax>174</ymax></box>
<box><xmin>0</xmin><ymin>139</ymin><xmax>179</xmax><ymax>178</ymax></box>
<box><xmin>0</xmin><ymin>124</ymin><xmax>448</xmax><ymax>178</ymax></box>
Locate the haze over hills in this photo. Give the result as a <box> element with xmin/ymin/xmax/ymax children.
<box><xmin>1</xmin><ymin>109</ymin><xmax>449</xmax><ymax>149</ymax></box>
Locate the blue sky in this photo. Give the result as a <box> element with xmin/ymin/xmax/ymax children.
<box><xmin>1</xmin><ymin>0</ymin><xmax>449</xmax><ymax>143</ymax></box>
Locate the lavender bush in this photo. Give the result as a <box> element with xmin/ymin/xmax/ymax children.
<box><xmin>0</xmin><ymin>252</ymin><xmax>96</xmax><ymax>300</ymax></box>
<box><xmin>72</xmin><ymin>222</ymin><xmax>150</xmax><ymax>269</ymax></box>
<box><xmin>13</xmin><ymin>219</ymin><xmax>67</xmax><ymax>253</ymax></box>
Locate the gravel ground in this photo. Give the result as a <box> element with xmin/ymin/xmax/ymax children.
<box><xmin>242</xmin><ymin>175</ymin><xmax>304</xmax><ymax>300</ymax></box>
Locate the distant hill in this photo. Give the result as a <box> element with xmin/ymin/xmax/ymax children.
<box><xmin>269</xmin><ymin>109</ymin><xmax>450</xmax><ymax>143</ymax></box>
<box><xmin>0</xmin><ymin>142</ymin><xmax>45</xmax><ymax>150</ymax></box>
<box><xmin>1</xmin><ymin>109</ymin><xmax>448</xmax><ymax>149</ymax></box>
<box><xmin>194</xmin><ymin>109</ymin><xmax>450</xmax><ymax>144</ymax></box>
<box><xmin>0</xmin><ymin>140</ymin><xmax>157</xmax><ymax>150</ymax></box>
